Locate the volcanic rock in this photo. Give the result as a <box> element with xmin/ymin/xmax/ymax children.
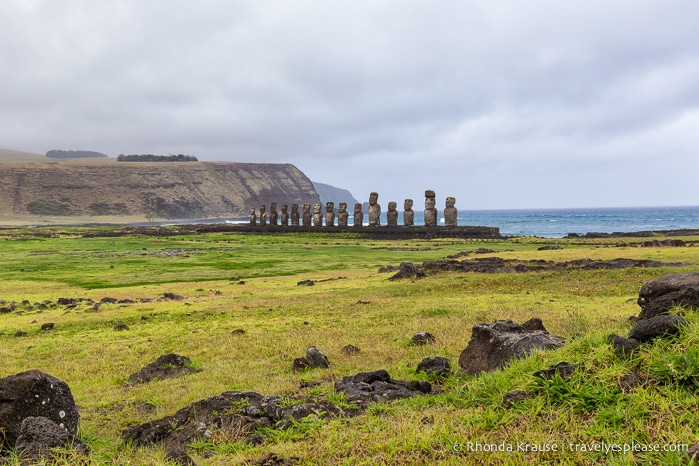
<box><xmin>458</xmin><ymin>319</ymin><xmax>564</xmax><ymax>375</ymax></box>
<box><xmin>0</xmin><ymin>370</ymin><xmax>80</xmax><ymax>447</ymax></box>
<box><xmin>128</xmin><ymin>353</ymin><xmax>199</xmax><ymax>384</ymax></box>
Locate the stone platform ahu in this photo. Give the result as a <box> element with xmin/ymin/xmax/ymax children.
<box><xmin>240</xmin><ymin>189</ymin><xmax>500</xmax><ymax>238</ymax></box>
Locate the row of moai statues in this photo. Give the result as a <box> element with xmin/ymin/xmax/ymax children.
<box><xmin>249</xmin><ymin>191</ymin><xmax>458</xmax><ymax>227</ymax></box>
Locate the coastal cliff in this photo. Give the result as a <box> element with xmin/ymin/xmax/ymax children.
<box><xmin>0</xmin><ymin>160</ymin><xmax>320</xmax><ymax>220</ymax></box>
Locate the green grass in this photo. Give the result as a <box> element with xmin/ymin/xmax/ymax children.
<box><xmin>1</xmin><ymin>227</ymin><xmax>698</xmax><ymax>464</ymax></box>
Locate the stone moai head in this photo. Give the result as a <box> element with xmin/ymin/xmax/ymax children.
<box><xmin>270</xmin><ymin>202</ymin><xmax>277</xmax><ymax>210</ymax></box>
<box><xmin>260</xmin><ymin>205</ymin><xmax>266</xmax><ymax>213</ymax></box>
<box><xmin>404</xmin><ymin>199</ymin><xmax>413</xmax><ymax>210</ymax></box>
<box><xmin>425</xmin><ymin>198</ymin><xmax>435</xmax><ymax>209</ymax></box>
<box><xmin>339</xmin><ymin>202</ymin><xmax>347</xmax><ymax>212</ymax></box>
<box><xmin>326</xmin><ymin>202</ymin><xmax>334</xmax><ymax>212</ymax></box>
<box><xmin>303</xmin><ymin>204</ymin><xmax>310</xmax><ymax>213</ymax></box>
<box><xmin>250</xmin><ymin>208</ymin><xmax>255</xmax><ymax>215</ymax></box>
<box><xmin>388</xmin><ymin>201</ymin><xmax>397</xmax><ymax>211</ymax></box>
<box><xmin>292</xmin><ymin>203</ymin><xmax>299</xmax><ymax>213</ymax></box>
<box><xmin>313</xmin><ymin>203</ymin><xmax>321</xmax><ymax>214</ymax></box>
<box><xmin>446</xmin><ymin>197</ymin><xmax>456</xmax><ymax>208</ymax></box>
<box><xmin>354</xmin><ymin>203</ymin><xmax>362</xmax><ymax>213</ymax></box>
<box><xmin>281</xmin><ymin>204</ymin><xmax>288</xmax><ymax>213</ymax></box>
<box><xmin>369</xmin><ymin>192</ymin><xmax>379</xmax><ymax>205</ymax></box>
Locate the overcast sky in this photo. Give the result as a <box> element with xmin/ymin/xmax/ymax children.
<box><xmin>2</xmin><ymin>1</ymin><xmax>698</xmax><ymax>209</ymax></box>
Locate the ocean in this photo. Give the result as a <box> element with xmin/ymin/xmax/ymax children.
<box><xmin>422</xmin><ymin>206</ymin><xmax>699</xmax><ymax>238</ymax></box>
<box><xmin>212</xmin><ymin>205</ymin><xmax>699</xmax><ymax>238</ymax></box>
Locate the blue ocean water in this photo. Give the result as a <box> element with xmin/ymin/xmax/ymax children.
<box><xmin>421</xmin><ymin>206</ymin><xmax>699</xmax><ymax>238</ymax></box>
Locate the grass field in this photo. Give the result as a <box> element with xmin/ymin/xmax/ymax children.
<box><xmin>1</xmin><ymin>227</ymin><xmax>698</xmax><ymax>465</ymax></box>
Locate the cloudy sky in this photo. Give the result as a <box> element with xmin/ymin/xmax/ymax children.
<box><xmin>2</xmin><ymin>1</ymin><xmax>698</xmax><ymax>209</ymax></box>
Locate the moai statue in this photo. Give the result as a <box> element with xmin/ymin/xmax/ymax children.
<box><xmin>313</xmin><ymin>203</ymin><xmax>323</xmax><ymax>227</ymax></box>
<box><xmin>281</xmin><ymin>204</ymin><xmax>289</xmax><ymax>226</ymax></box>
<box><xmin>302</xmin><ymin>204</ymin><xmax>311</xmax><ymax>226</ymax></box>
<box><xmin>424</xmin><ymin>190</ymin><xmax>438</xmax><ymax>227</ymax></box>
<box><xmin>387</xmin><ymin>201</ymin><xmax>398</xmax><ymax>226</ymax></box>
<box><xmin>259</xmin><ymin>205</ymin><xmax>267</xmax><ymax>226</ymax></box>
<box><xmin>354</xmin><ymin>203</ymin><xmax>364</xmax><ymax>228</ymax></box>
<box><xmin>338</xmin><ymin>202</ymin><xmax>349</xmax><ymax>227</ymax></box>
<box><xmin>249</xmin><ymin>208</ymin><xmax>257</xmax><ymax>226</ymax></box>
<box><xmin>403</xmin><ymin>199</ymin><xmax>414</xmax><ymax>226</ymax></box>
<box><xmin>291</xmin><ymin>203</ymin><xmax>300</xmax><ymax>226</ymax></box>
<box><xmin>368</xmin><ymin>192</ymin><xmax>381</xmax><ymax>226</ymax></box>
<box><xmin>444</xmin><ymin>197</ymin><xmax>457</xmax><ymax>226</ymax></box>
<box><xmin>325</xmin><ymin>202</ymin><xmax>335</xmax><ymax>227</ymax></box>
<box><xmin>269</xmin><ymin>202</ymin><xmax>278</xmax><ymax>226</ymax></box>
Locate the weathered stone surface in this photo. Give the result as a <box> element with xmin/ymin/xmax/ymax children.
<box><xmin>532</xmin><ymin>362</ymin><xmax>576</xmax><ymax>380</ymax></box>
<box><xmin>353</xmin><ymin>203</ymin><xmax>363</xmax><ymax>227</ymax></box>
<box><xmin>269</xmin><ymin>202</ymin><xmax>278</xmax><ymax>226</ymax></box>
<box><xmin>424</xmin><ymin>190</ymin><xmax>437</xmax><ymax>227</ymax></box>
<box><xmin>290</xmin><ymin>204</ymin><xmax>300</xmax><ymax>226</ymax></box>
<box><xmin>619</xmin><ymin>370</ymin><xmax>646</xmax><ymax>393</ymax></box>
<box><xmin>334</xmin><ymin>370</ymin><xmax>430</xmax><ymax>405</ymax></box>
<box><xmin>0</xmin><ymin>370</ymin><xmax>79</xmax><ymax>447</ymax></box>
<box><xmin>608</xmin><ymin>334</ymin><xmax>641</xmax><ymax>359</ymax></box>
<box><xmin>444</xmin><ymin>197</ymin><xmax>457</xmax><ymax>226</ymax></box>
<box><xmin>368</xmin><ymin>192</ymin><xmax>381</xmax><ymax>226</ymax></box>
<box><xmin>387</xmin><ymin>201</ymin><xmax>398</xmax><ymax>226</ymax></box>
<box><xmin>338</xmin><ymin>202</ymin><xmax>349</xmax><ymax>227</ymax></box>
<box><xmin>502</xmin><ymin>390</ymin><xmax>529</xmax><ymax>408</ymax></box>
<box><xmin>122</xmin><ymin>390</ymin><xmax>346</xmax><ymax>454</ymax></box>
<box><xmin>341</xmin><ymin>344</ymin><xmax>361</xmax><ymax>355</ymax></box>
<box><xmin>325</xmin><ymin>202</ymin><xmax>335</xmax><ymax>227</ymax></box>
<box><xmin>302</xmin><ymin>204</ymin><xmax>311</xmax><ymax>226</ymax></box>
<box><xmin>128</xmin><ymin>353</ymin><xmax>199</xmax><ymax>384</ymax></box>
<box><xmin>628</xmin><ymin>314</ymin><xmax>686</xmax><ymax>342</ymax></box>
<box><xmin>387</xmin><ymin>262</ymin><xmax>426</xmax><ymax>281</ymax></box>
<box><xmin>15</xmin><ymin>416</ymin><xmax>89</xmax><ymax>463</ymax></box>
<box><xmin>637</xmin><ymin>272</ymin><xmax>699</xmax><ymax>319</ymax></box>
<box><xmin>305</xmin><ymin>346</ymin><xmax>330</xmax><ymax>368</ymax></box>
<box><xmin>259</xmin><ymin>205</ymin><xmax>267</xmax><ymax>226</ymax></box>
<box><xmin>280</xmin><ymin>204</ymin><xmax>289</xmax><ymax>226</ymax></box>
<box><xmin>249</xmin><ymin>207</ymin><xmax>257</xmax><ymax>225</ymax></box>
<box><xmin>292</xmin><ymin>346</ymin><xmax>330</xmax><ymax>371</ymax></box>
<box><xmin>416</xmin><ymin>357</ymin><xmax>451</xmax><ymax>377</ymax></box>
<box><xmin>411</xmin><ymin>332</ymin><xmax>436</xmax><ymax>345</ymax></box>
<box><xmin>403</xmin><ymin>199</ymin><xmax>414</xmax><ymax>226</ymax></box>
<box><xmin>313</xmin><ymin>203</ymin><xmax>323</xmax><ymax>227</ymax></box>
<box><xmin>639</xmin><ymin>286</ymin><xmax>699</xmax><ymax>320</ymax></box>
<box><xmin>458</xmin><ymin>319</ymin><xmax>565</xmax><ymax>375</ymax></box>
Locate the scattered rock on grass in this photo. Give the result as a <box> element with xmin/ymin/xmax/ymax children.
<box><xmin>458</xmin><ymin>318</ymin><xmax>564</xmax><ymax>375</ymax></box>
<box><xmin>411</xmin><ymin>332</ymin><xmax>436</xmax><ymax>345</ymax></box>
<box><xmin>533</xmin><ymin>362</ymin><xmax>577</xmax><ymax>380</ymax></box>
<box><xmin>628</xmin><ymin>315</ymin><xmax>685</xmax><ymax>342</ymax></box>
<box><xmin>113</xmin><ymin>323</ymin><xmax>130</xmax><ymax>331</ymax></box>
<box><xmin>293</xmin><ymin>346</ymin><xmax>330</xmax><ymax>371</ymax></box>
<box><xmin>341</xmin><ymin>344</ymin><xmax>361</xmax><ymax>355</ymax></box>
<box><xmin>416</xmin><ymin>357</ymin><xmax>451</xmax><ymax>377</ymax></box>
<box><xmin>128</xmin><ymin>353</ymin><xmax>199</xmax><ymax>384</ymax></box>
<box><xmin>637</xmin><ymin>272</ymin><xmax>699</xmax><ymax>320</ymax></box>
<box><xmin>0</xmin><ymin>370</ymin><xmax>80</xmax><ymax>448</ymax></box>
<box><xmin>15</xmin><ymin>416</ymin><xmax>89</xmax><ymax>464</ymax></box>
<box><xmin>334</xmin><ymin>369</ymin><xmax>431</xmax><ymax>406</ymax></box>
<box><xmin>40</xmin><ymin>322</ymin><xmax>54</xmax><ymax>331</ymax></box>
<box><xmin>608</xmin><ymin>334</ymin><xmax>641</xmax><ymax>360</ymax></box>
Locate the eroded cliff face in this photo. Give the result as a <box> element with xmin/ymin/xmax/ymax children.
<box><xmin>0</xmin><ymin>161</ymin><xmax>320</xmax><ymax>219</ymax></box>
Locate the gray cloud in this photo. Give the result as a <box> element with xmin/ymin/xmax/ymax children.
<box><xmin>2</xmin><ymin>0</ymin><xmax>698</xmax><ymax>208</ymax></box>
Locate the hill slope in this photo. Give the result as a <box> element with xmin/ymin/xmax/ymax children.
<box><xmin>0</xmin><ymin>160</ymin><xmax>319</xmax><ymax>219</ymax></box>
